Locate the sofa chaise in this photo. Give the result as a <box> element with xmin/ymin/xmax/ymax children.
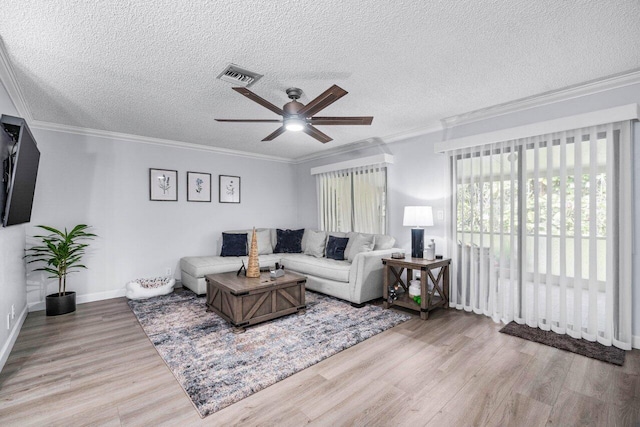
<box><xmin>180</xmin><ymin>228</ymin><xmax>399</xmax><ymax>306</ymax></box>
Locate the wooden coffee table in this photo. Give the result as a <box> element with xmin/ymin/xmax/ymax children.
<box><xmin>205</xmin><ymin>271</ymin><xmax>306</xmax><ymax>333</ymax></box>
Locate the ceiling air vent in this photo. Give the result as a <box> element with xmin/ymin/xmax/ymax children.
<box><xmin>217</xmin><ymin>64</ymin><xmax>263</xmax><ymax>87</ymax></box>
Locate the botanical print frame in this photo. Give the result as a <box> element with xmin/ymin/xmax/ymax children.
<box><xmin>187</xmin><ymin>172</ymin><xmax>211</xmax><ymax>202</ymax></box>
<box><xmin>149</xmin><ymin>168</ymin><xmax>178</xmax><ymax>201</ymax></box>
<box><xmin>219</xmin><ymin>175</ymin><xmax>241</xmax><ymax>203</ymax></box>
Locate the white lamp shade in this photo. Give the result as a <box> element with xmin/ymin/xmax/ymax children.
<box><xmin>403</xmin><ymin>206</ymin><xmax>434</xmax><ymax>227</ymax></box>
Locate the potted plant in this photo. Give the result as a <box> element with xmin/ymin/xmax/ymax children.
<box><xmin>25</xmin><ymin>224</ymin><xmax>96</xmax><ymax>316</ymax></box>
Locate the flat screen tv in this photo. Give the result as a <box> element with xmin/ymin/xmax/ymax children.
<box><xmin>1</xmin><ymin>115</ymin><xmax>40</xmax><ymax>227</ymax></box>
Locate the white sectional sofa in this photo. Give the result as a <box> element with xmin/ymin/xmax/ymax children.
<box><xmin>180</xmin><ymin>228</ymin><xmax>399</xmax><ymax>306</ymax></box>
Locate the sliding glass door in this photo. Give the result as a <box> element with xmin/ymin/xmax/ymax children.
<box><xmin>450</xmin><ymin>122</ymin><xmax>632</xmax><ymax>349</ymax></box>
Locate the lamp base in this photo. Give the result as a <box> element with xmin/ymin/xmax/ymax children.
<box><xmin>411</xmin><ymin>228</ymin><xmax>424</xmax><ymax>258</ymax></box>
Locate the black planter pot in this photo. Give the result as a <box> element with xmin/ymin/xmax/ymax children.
<box><xmin>46</xmin><ymin>291</ymin><xmax>76</xmax><ymax>316</ymax></box>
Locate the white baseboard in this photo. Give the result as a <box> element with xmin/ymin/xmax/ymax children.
<box><xmin>0</xmin><ymin>304</ymin><xmax>28</xmax><ymax>373</ymax></box>
<box><xmin>28</xmin><ymin>288</ymin><xmax>127</xmax><ymax>312</ymax></box>
<box><xmin>633</xmin><ymin>335</ymin><xmax>640</xmax><ymax>350</ymax></box>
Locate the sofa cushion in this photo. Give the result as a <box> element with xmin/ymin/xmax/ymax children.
<box><xmin>274</xmin><ymin>228</ymin><xmax>304</xmax><ymax>253</ymax></box>
<box><xmin>346</xmin><ymin>233</ymin><xmax>375</xmax><ymax>262</ymax></box>
<box><xmin>326</xmin><ymin>236</ymin><xmax>349</xmax><ymax>260</ymax></box>
<box><xmin>304</xmin><ymin>230</ymin><xmax>327</xmax><ymax>258</ymax></box>
<box><xmin>181</xmin><ymin>254</ymin><xmax>281</xmax><ymax>278</ymax></box>
<box><xmin>374</xmin><ymin>234</ymin><xmax>396</xmax><ymax>250</ymax></box>
<box><xmin>281</xmin><ymin>253</ymin><xmax>350</xmax><ymax>283</ymax></box>
<box><xmin>251</xmin><ymin>229</ymin><xmax>273</xmax><ymax>255</ymax></box>
<box><xmin>221</xmin><ymin>233</ymin><xmax>247</xmax><ymax>256</ymax></box>
<box><xmin>181</xmin><ymin>256</ymin><xmax>244</xmax><ymax>277</ymax></box>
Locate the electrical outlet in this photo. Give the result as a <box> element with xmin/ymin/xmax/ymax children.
<box><xmin>437</xmin><ymin>210</ymin><xmax>444</xmax><ymax>221</ymax></box>
<box><xmin>11</xmin><ymin>304</ymin><xmax>15</xmax><ymax>319</ymax></box>
<box><xmin>6</xmin><ymin>314</ymin><xmax>10</xmax><ymax>330</ymax></box>
<box><xmin>166</xmin><ymin>268</ymin><xmax>172</xmax><ymax>276</ymax></box>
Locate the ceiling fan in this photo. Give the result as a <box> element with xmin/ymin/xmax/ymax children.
<box><xmin>215</xmin><ymin>85</ymin><xmax>373</xmax><ymax>143</ymax></box>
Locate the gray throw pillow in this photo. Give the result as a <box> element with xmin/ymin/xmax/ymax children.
<box><xmin>249</xmin><ymin>229</ymin><xmax>273</xmax><ymax>255</ymax></box>
<box><xmin>347</xmin><ymin>233</ymin><xmax>375</xmax><ymax>262</ymax></box>
<box><xmin>373</xmin><ymin>234</ymin><xmax>396</xmax><ymax>250</ymax></box>
<box><xmin>304</xmin><ymin>230</ymin><xmax>327</xmax><ymax>258</ymax></box>
<box><xmin>345</xmin><ymin>232</ymin><xmax>371</xmax><ymax>259</ymax></box>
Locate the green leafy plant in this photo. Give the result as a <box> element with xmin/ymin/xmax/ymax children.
<box><xmin>25</xmin><ymin>224</ymin><xmax>96</xmax><ymax>296</ymax></box>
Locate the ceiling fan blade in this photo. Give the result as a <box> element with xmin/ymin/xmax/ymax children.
<box><xmin>310</xmin><ymin>116</ymin><xmax>373</xmax><ymax>126</ymax></box>
<box><xmin>262</xmin><ymin>126</ymin><xmax>287</xmax><ymax>141</ymax></box>
<box><xmin>215</xmin><ymin>119</ymin><xmax>282</xmax><ymax>123</ymax></box>
<box><xmin>297</xmin><ymin>85</ymin><xmax>348</xmax><ymax>117</ymax></box>
<box><xmin>303</xmin><ymin>125</ymin><xmax>333</xmax><ymax>143</ymax></box>
<box><xmin>232</xmin><ymin>87</ymin><xmax>285</xmax><ymax>116</ymax></box>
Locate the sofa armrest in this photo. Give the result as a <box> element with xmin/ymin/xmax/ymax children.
<box><xmin>348</xmin><ymin>248</ymin><xmax>401</xmax><ymax>304</ymax></box>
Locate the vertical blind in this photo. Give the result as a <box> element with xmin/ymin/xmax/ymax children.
<box><xmin>448</xmin><ymin>121</ymin><xmax>632</xmax><ymax>350</ymax></box>
<box><xmin>316</xmin><ymin>165</ymin><xmax>387</xmax><ymax>234</ymax></box>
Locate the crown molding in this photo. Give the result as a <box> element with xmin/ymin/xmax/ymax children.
<box><xmin>442</xmin><ymin>68</ymin><xmax>640</xmax><ymax>129</ymax></box>
<box><xmin>310</xmin><ymin>153</ymin><xmax>394</xmax><ymax>175</ymax></box>
<box><xmin>293</xmin><ymin>121</ymin><xmax>442</xmax><ymax>163</ymax></box>
<box><xmin>0</xmin><ymin>41</ymin><xmax>33</xmax><ymax>121</ymax></box>
<box><xmin>30</xmin><ymin>120</ymin><xmax>294</xmax><ymax>163</ymax></box>
<box><xmin>293</xmin><ymin>137</ymin><xmax>385</xmax><ymax>163</ymax></box>
<box><xmin>380</xmin><ymin>121</ymin><xmax>443</xmax><ymax>144</ymax></box>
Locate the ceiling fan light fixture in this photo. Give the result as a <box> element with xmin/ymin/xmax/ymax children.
<box><xmin>284</xmin><ymin>117</ymin><xmax>305</xmax><ymax>132</ymax></box>
<box><xmin>216</xmin><ymin>85</ymin><xmax>372</xmax><ymax>143</ymax></box>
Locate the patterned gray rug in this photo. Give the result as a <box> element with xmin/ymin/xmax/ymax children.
<box><xmin>128</xmin><ymin>290</ymin><xmax>410</xmax><ymax>418</ymax></box>
<box><xmin>500</xmin><ymin>321</ymin><xmax>625</xmax><ymax>366</ymax></box>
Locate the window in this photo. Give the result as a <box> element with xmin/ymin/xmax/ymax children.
<box><xmin>448</xmin><ymin>121</ymin><xmax>632</xmax><ymax>349</ymax></box>
<box><xmin>316</xmin><ymin>165</ymin><xmax>387</xmax><ymax>234</ymax></box>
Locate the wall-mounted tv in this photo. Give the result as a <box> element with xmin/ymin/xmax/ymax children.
<box><xmin>1</xmin><ymin>115</ymin><xmax>40</xmax><ymax>227</ymax></box>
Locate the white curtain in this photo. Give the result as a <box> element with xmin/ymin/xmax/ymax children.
<box><xmin>317</xmin><ymin>170</ymin><xmax>352</xmax><ymax>232</ymax></box>
<box><xmin>447</xmin><ymin>121</ymin><xmax>632</xmax><ymax>350</ymax></box>
<box><xmin>317</xmin><ymin>165</ymin><xmax>387</xmax><ymax>234</ymax></box>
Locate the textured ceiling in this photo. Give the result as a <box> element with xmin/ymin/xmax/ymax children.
<box><xmin>0</xmin><ymin>1</ymin><xmax>639</xmax><ymax>160</ymax></box>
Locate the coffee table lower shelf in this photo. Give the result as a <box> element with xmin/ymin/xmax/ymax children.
<box><xmin>205</xmin><ymin>271</ymin><xmax>306</xmax><ymax>333</ymax></box>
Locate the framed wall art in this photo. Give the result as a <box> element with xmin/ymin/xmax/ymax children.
<box><xmin>149</xmin><ymin>168</ymin><xmax>178</xmax><ymax>201</ymax></box>
<box><xmin>187</xmin><ymin>171</ymin><xmax>211</xmax><ymax>202</ymax></box>
<box><xmin>219</xmin><ymin>175</ymin><xmax>241</xmax><ymax>203</ymax></box>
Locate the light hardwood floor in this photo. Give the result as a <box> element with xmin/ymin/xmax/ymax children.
<box><xmin>1</xmin><ymin>293</ymin><xmax>639</xmax><ymax>426</ymax></box>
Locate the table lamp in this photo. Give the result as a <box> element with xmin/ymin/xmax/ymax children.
<box><xmin>403</xmin><ymin>206</ymin><xmax>434</xmax><ymax>258</ymax></box>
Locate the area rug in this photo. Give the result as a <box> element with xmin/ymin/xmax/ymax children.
<box><xmin>499</xmin><ymin>321</ymin><xmax>625</xmax><ymax>366</ymax></box>
<box><xmin>128</xmin><ymin>290</ymin><xmax>410</xmax><ymax>417</ymax></box>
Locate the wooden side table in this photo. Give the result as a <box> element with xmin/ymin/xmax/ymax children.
<box><xmin>382</xmin><ymin>257</ymin><xmax>451</xmax><ymax>320</ymax></box>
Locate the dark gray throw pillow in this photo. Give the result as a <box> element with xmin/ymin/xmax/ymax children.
<box><xmin>274</xmin><ymin>228</ymin><xmax>304</xmax><ymax>253</ymax></box>
<box><xmin>221</xmin><ymin>233</ymin><xmax>248</xmax><ymax>256</ymax></box>
<box><xmin>325</xmin><ymin>236</ymin><xmax>349</xmax><ymax>260</ymax></box>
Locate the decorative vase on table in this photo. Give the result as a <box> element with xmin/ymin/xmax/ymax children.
<box><xmin>246</xmin><ymin>227</ymin><xmax>260</xmax><ymax>278</ymax></box>
<box><xmin>425</xmin><ymin>239</ymin><xmax>436</xmax><ymax>261</ymax></box>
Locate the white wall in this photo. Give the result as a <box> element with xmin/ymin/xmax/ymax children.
<box><xmin>26</xmin><ymin>129</ymin><xmax>300</xmax><ymax>309</ymax></box>
<box><xmin>0</xmin><ymin>80</ymin><xmax>28</xmax><ymax>372</ymax></box>
<box><xmin>295</xmin><ymin>131</ymin><xmax>448</xmax><ymax>256</ymax></box>
<box><xmin>296</xmin><ymin>82</ymin><xmax>640</xmax><ymax>342</ymax></box>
